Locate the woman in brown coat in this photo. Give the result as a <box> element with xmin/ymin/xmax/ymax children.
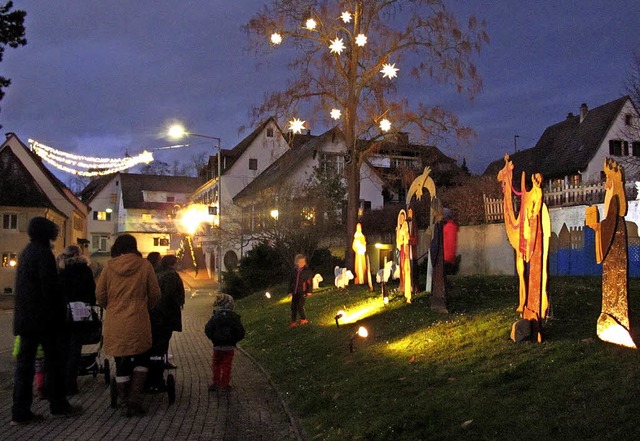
<box><xmin>96</xmin><ymin>235</ymin><xmax>160</xmax><ymax>416</ymax></box>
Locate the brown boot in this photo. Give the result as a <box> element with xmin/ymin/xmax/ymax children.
<box><xmin>116</xmin><ymin>380</ymin><xmax>130</xmax><ymax>410</ymax></box>
<box><xmin>126</xmin><ymin>368</ymin><xmax>148</xmax><ymax>417</ymax></box>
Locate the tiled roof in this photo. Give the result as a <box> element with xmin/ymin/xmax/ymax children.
<box><xmin>120</xmin><ymin>173</ymin><xmax>203</xmax><ymax>209</ymax></box>
<box><xmin>484</xmin><ymin>96</ymin><xmax>630</xmax><ymax>180</ymax></box>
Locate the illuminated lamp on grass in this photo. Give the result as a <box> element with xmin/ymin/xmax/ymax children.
<box><xmin>349</xmin><ymin>326</ymin><xmax>369</xmax><ymax>353</ymax></box>
<box><xmin>265</xmin><ymin>292</ymin><xmax>271</xmax><ymax>299</ymax></box>
<box><xmin>335</xmin><ymin>310</ymin><xmax>346</xmax><ymax>328</ymax></box>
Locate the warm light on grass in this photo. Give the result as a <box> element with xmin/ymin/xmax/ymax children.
<box><xmin>356</xmin><ymin>326</ymin><xmax>368</xmax><ymax>338</ymax></box>
<box><xmin>265</xmin><ymin>292</ymin><xmax>271</xmax><ymax>299</ymax></box>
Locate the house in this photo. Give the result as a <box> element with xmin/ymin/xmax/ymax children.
<box><xmin>0</xmin><ymin>133</ymin><xmax>89</xmax><ymax>292</ymax></box>
<box><xmin>80</xmin><ymin>173</ymin><xmax>203</xmax><ymax>256</ymax></box>
<box><xmin>232</xmin><ymin>126</ymin><xmax>391</xmax><ymax>233</ymax></box>
<box><xmin>189</xmin><ymin>117</ymin><xmax>291</xmax><ymax>269</ymax></box>
<box><xmin>484</xmin><ymin>96</ymin><xmax>640</xmax><ymax>186</ymax></box>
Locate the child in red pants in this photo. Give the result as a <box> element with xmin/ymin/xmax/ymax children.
<box><xmin>204</xmin><ymin>294</ymin><xmax>245</xmax><ymax>391</ymax></box>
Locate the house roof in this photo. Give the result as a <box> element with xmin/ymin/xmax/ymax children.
<box><xmin>0</xmin><ymin>134</ymin><xmax>88</xmax><ymax>215</ymax></box>
<box><xmin>484</xmin><ymin>96</ymin><xmax>630</xmax><ymax>180</ymax></box>
<box><xmin>79</xmin><ymin>175</ymin><xmax>115</xmax><ymax>203</ymax></box>
<box><xmin>0</xmin><ymin>146</ymin><xmax>57</xmax><ymax>209</ymax></box>
<box><xmin>233</xmin><ymin>127</ymin><xmax>338</xmax><ymax>204</ymax></box>
<box><xmin>120</xmin><ymin>173</ymin><xmax>203</xmax><ymax>210</ymax></box>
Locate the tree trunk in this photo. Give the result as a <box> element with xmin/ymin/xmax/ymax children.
<box><xmin>345</xmin><ymin>156</ymin><xmax>360</xmax><ymax>270</ymax></box>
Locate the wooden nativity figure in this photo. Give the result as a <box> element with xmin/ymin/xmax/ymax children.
<box><xmin>396</xmin><ymin>209</ymin><xmax>412</xmax><ymax>303</ymax></box>
<box><xmin>407</xmin><ymin>207</ymin><xmax>420</xmax><ymax>294</ymax></box>
<box><xmin>585</xmin><ymin>158</ymin><xmax>635</xmax><ymax>348</ymax></box>
<box><xmin>429</xmin><ymin>197</ymin><xmax>447</xmax><ymax>313</ymax></box>
<box><xmin>352</xmin><ymin>223</ymin><xmax>367</xmax><ymax>285</ymax></box>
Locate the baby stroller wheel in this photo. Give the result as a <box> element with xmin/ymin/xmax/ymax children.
<box><xmin>104</xmin><ymin>359</ymin><xmax>110</xmax><ymax>385</ymax></box>
<box><xmin>167</xmin><ymin>374</ymin><xmax>176</xmax><ymax>405</ymax></box>
<box><xmin>109</xmin><ymin>379</ymin><xmax>118</xmax><ymax>409</ymax></box>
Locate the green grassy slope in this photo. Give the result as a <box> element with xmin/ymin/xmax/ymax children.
<box><xmin>238</xmin><ymin>277</ymin><xmax>640</xmax><ymax>441</ymax></box>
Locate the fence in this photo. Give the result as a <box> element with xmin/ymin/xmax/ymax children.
<box><xmin>484</xmin><ymin>181</ymin><xmax>638</xmax><ymax>223</ymax></box>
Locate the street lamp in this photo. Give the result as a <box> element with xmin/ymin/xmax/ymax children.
<box><xmin>168</xmin><ymin>124</ymin><xmax>223</xmax><ymax>288</ymax></box>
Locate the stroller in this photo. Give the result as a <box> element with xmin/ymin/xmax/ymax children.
<box><xmin>68</xmin><ymin>302</ymin><xmax>111</xmax><ymax>385</ymax></box>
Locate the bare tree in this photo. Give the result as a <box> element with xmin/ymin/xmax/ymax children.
<box><xmin>245</xmin><ymin>0</ymin><xmax>488</xmax><ymax>267</ymax></box>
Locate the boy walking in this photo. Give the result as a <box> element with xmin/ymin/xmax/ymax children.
<box><xmin>204</xmin><ymin>294</ymin><xmax>245</xmax><ymax>391</ymax></box>
<box><xmin>288</xmin><ymin>254</ymin><xmax>314</xmax><ymax>328</ymax></box>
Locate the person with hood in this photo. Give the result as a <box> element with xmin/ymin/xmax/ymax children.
<box><xmin>146</xmin><ymin>254</ymin><xmax>185</xmax><ymax>392</ymax></box>
<box><xmin>204</xmin><ymin>294</ymin><xmax>245</xmax><ymax>391</ymax></box>
<box><xmin>12</xmin><ymin>217</ymin><xmax>83</xmax><ymax>425</ymax></box>
<box><xmin>96</xmin><ymin>235</ymin><xmax>160</xmax><ymax>417</ymax></box>
<box><xmin>57</xmin><ymin>245</ymin><xmax>96</xmax><ymax>395</ymax></box>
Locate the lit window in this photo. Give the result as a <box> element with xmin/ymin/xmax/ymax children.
<box><xmin>2</xmin><ymin>213</ymin><xmax>17</xmax><ymax>230</ymax></box>
<box><xmin>111</xmin><ymin>193</ymin><xmax>117</xmax><ymax>202</ymax></box>
<box><xmin>153</xmin><ymin>238</ymin><xmax>169</xmax><ymax>247</ymax></box>
<box><xmin>249</xmin><ymin>158</ymin><xmax>258</xmax><ymax>170</ymax></box>
<box><xmin>1</xmin><ymin>252</ymin><xmax>17</xmax><ymax>268</ymax></box>
<box><xmin>93</xmin><ymin>211</ymin><xmax>111</xmax><ymax>221</ymax></box>
<box><xmin>142</xmin><ymin>214</ymin><xmax>152</xmax><ymax>222</ymax></box>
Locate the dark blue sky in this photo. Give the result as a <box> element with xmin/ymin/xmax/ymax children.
<box><xmin>1</xmin><ymin>0</ymin><xmax>639</xmax><ymax>175</ymax></box>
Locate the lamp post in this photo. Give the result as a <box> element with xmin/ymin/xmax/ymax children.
<box><xmin>168</xmin><ymin>124</ymin><xmax>223</xmax><ymax>288</ymax></box>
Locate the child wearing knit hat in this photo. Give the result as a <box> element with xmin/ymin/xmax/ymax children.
<box><xmin>204</xmin><ymin>294</ymin><xmax>245</xmax><ymax>391</ymax></box>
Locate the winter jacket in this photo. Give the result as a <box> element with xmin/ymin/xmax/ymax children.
<box><xmin>96</xmin><ymin>253</ymin><xmax>161</xmax><ymax>357</ymax></box>
<box><xmin>288</xmin><ymin>266</ymin><xmax>314</xmax><ymax>297</ymax></box>
<box><xmin>13</xmin><ymin>218</ymin><xmax>66</xmax><ymax>336</ymax></box>
<box><xmin>204</xmin><ymin>310</ymin><xmax>245</xmax><ymax>347</ymax></box>
<box><xmin>151</xmin><ymin>268</ymin><xmax>185</xmax><ymax>332</ymax></box>
<box><xmin>59</xmin><ymin>256</ymin><xmax>96</xmax><ymax>305</ymax></box>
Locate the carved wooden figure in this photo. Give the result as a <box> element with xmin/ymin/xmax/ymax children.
<box><xmin>585</xmin><ymin>158</ymin><xmax>635</xmax><ymax>348</ymax></box>
<box><xmin>396</xmin><ymin>210</ymin><xmax>412</xmax><ymax>302</ymax></box>
<box><xmin>429</xmin><ymin>197</ymin><xmax>447</xmax><ymax>313</ymax></box>
<box><xmin>352</xmin><ymin>223</ymin><xmax>367</xmax><ymax>285</ymax></box>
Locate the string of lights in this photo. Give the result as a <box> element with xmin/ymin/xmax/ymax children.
<box><xmin>29</xmin><ymin>139</ymin><xmax>155</xmax><ymax>176</ymax></box>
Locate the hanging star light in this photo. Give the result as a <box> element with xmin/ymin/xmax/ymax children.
<box><xmin>380</xmin><ymin>63</ymin><xmax>399</xmax><ymax>79</ymax></box>
<box><xmin>288</xmin><ymin>118</ymin><xmax>306</xmax><ymax>134</ymax></box>
<box><xmin>355</xmin><ymin>34</ymin><xmax>367</xmax><ymax>47</ymax></box>
<box><xmin>341</xmin><ymin>11</ymin><xmax>352</xmax><ymax>23</ymax></box>
<box><xmin>270</xmin><ymin>32</ymin><xmax>283</xmax><ymax>45</ymax></box>
<box><xmin>330</xmin><ymin>108</ymin><xmax>342</xmax><ymax>120</ymax></box>
<box><xmin>379</xmin><ymin>119</ymin><xmax>392</xmax><ymax>132</ymax></box>
<box><xmin>305</xmin><ymin>18</ymin><xmax>317</xmax><ymax>30</ymax></box>
<box><xmin>329</xmin><ymin>37</ymin><xmax>346</xmax><ymax>55</ymax></box>
<box><xmin>29</xmin><ymin>139</ymin><xmax>155</xmax><ymax>176</ymax></box>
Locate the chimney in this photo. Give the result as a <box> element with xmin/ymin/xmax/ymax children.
<box><xmin>579</xmin><ymin>103</ymin><xmax>588</xmax><ymax>123</ymax></box>
<box><xmin>567</xmin><ymin>112</ymin><xmax>574</xmax><ymax>120</ymax></box>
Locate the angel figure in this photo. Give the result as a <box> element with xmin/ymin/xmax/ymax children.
<box><xmin>396</xmin><ymin>209</ymin><xmax>412</xmax><ymax>303</ymax></box>
<box><xmin>352</xmin><ymin>223</ymin><xmax>367</xmax><ymax>284</ymax></box>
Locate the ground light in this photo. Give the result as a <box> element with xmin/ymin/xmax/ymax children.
<box><xmin>265</xmin><ymin>292</ymin><xmax>271</xmax><ymax>299</ymax></box>
<box><xmin>349</xmin><ymin>326</ymin><xmax>369</xmax><ymax>353</ymax></box>
<box><xmin>335</xmin><ymin>310</ymin><xmax>346</xmax><ymax>328</ymax></box>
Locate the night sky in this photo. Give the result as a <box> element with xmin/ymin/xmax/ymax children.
<box><xmin>0</xmin><ymin>0</ymin><xmax>639</xmax><ymax>177</ymax></box>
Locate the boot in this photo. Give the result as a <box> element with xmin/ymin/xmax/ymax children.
<box><xmin>116</xmin><ymin>380</ymin><xmax>130</xmax><ymax>409</ymax></box>
<box><xmin>127</xmin><ymin>368</ymin><xmax>147</xmax><ymax>417</ymax></box>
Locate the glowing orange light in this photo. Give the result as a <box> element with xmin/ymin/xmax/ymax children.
<box><xmin>176</xmin><ymin>204</ymin><xmax>215</xmax><ymax>235</ymax></box>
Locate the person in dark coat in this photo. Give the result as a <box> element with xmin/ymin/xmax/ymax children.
<box><xmin>288</xmin><ymin>254</ymin><xmax>314</xmax><ymax>327</ymax></box>
<box><xmin>146</xmin><ymin>252</ymin><xmax>161</xmax><ymax>273</ymax></box>
<box><xmin>146</xmin><ymin>255</ymin><xmax>185</xmax><ymax>391</ymax></box>
<box><xmin>12</xmin><ymin>217</ymin><xmax>83</xmax><ymax>425</ymax></box>
<box><xmin>204</xmin><ymin>294</ymin><xmax>245</xmax><ymax>391</ymax></box>
<box><xmin>57</xmin><ymin>245</ymin><xmax>96</xmax><ymax>395</ymax></box>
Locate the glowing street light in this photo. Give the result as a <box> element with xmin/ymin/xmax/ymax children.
<box><xmin>349</xmin><ymin>326</ymin><xmax>369</xmax><ymax>352</ymax></box>
<box><xmin>167</xmin><ymin>123</ymin><xmax>223</xmax><ymax>288</ymax></box>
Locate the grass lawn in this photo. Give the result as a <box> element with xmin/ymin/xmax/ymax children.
<box><xmin>237</xmin><ymin>276</ymin><xmax>640</xmax><ymax>441</ymax></box>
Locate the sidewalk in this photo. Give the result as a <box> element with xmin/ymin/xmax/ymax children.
<box><xmin>0</xmin><ymin>284</ymin><xmax>300</xmax><ymax>440</ymax></box>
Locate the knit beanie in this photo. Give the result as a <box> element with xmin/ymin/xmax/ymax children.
<box><xmin>215</xmin><ymin>293</ymin><xmax>235</xmax><ymax>311</ymax></box>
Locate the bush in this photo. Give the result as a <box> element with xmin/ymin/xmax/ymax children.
<box><xmin>308</xmin><ymin>248</ymin><xmax>344</xmax><ymax>284</ymax></box>
<box><xmin>237</xmin><ymin>242</ymin><xmax>288</xmax><ymax>293</ymax></box>
<box><xmin>221</xmin><ymin>269</ymin><xmax>249</xmax><ymax>299</ymax></box>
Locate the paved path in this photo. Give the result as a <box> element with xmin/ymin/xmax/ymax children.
<box><xmin>0</xmin><ymin>278</ymin><xmax>300</xmax><ymax>441</ymax></box>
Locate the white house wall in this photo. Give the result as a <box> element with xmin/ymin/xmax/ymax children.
<box><xmin>584</xmin><ymin>99</ymin><xmax>639</xmax><ymax>182</ymax></box>
<box><xmin>86</xmin><ymin>175</ymin><xmax>119</xmax><ymax>253</ymax></box>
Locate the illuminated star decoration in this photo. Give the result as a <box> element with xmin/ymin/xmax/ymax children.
<box><xmin>341</xmin><ymin>11</ymin><xmax>352</xmax><ymax>23</ymax></box>
<box><xmin>329</xmin><ymin>37</ymin><xmax>346</xmax><ymax>55</ymax></box>
<box><xmin>380</xmin><ymin>63</ymin><xmax>399</xmax><ymax>79</ymax></box>
<box><xmin>379</xmin><ymin>119</ymin><xmax>391</xmax><ymax>132</ymax></box>
<box><xmin>270</xmin><ymin>32</ymin><xmax>282</xmax><ymax>45</ymax></box>
<box><xmin>355</xmin><ymin>34</ymin><xmax>367</xmax><ymax>47</ymax></box>
<box><xmin>330</xmin><ymin>108</ymin><xmax>342</xmax><ymax>120</ymax></box>
<box><xmin>305</xmin><ymin>18</ymin><xmax>317</xmax><ymax>30</ymax></box>
<box><xmin>288</xmin><ymin>118</ymin><xmax>306</xmax><ymax>134</ymax></box>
